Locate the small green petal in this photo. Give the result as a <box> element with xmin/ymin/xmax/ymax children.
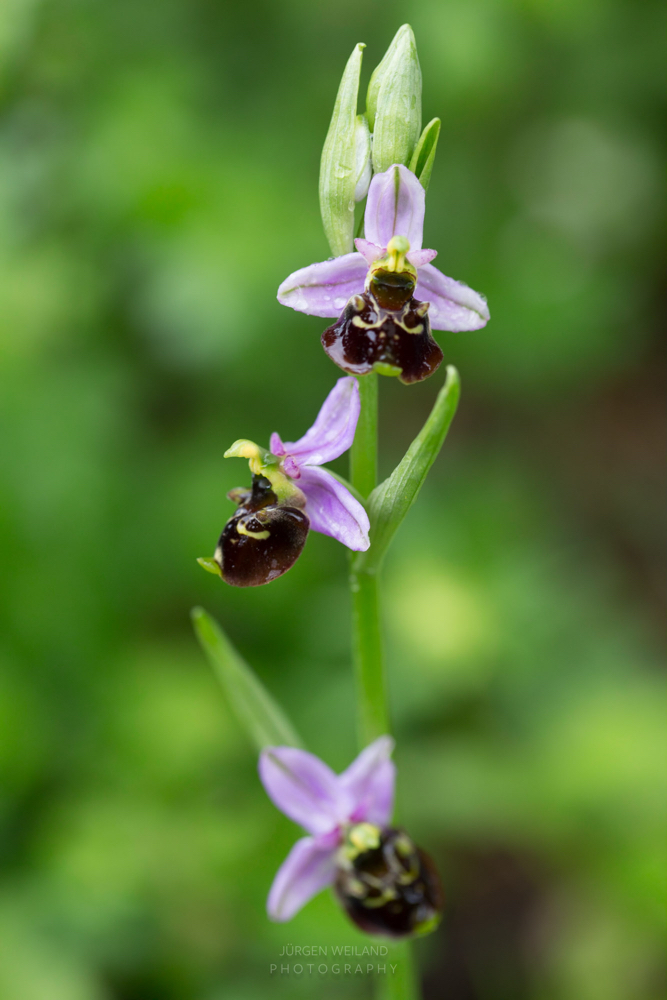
<box><xmin>197</xmin><ymin>557</ymin><xmax>222</xmax><ymax>577</ymax></box>
<box><xmin>373</xmin><ymin>362</ymin><xmax>402</xmax><ymax>377</ymax></box>
<box><xmin>353</xmin><ymin>365</ymin><xmax>461</xmax><ymax>574</ymax></box>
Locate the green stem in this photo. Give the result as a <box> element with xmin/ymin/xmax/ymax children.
<box><xmin>379</xmin><ymin>943</ymin><xmax>419</xmax><ymax>1000</ymax></box>
<box><xmin>349</xmin><ymin>372</ymin><xmax>421</xmax><ymax>1000</ymax></box>
<box><xmin>350</xmin><ymin>566</ymin><xmax>388</xmax><ymax>744</ymax></box>
<box><xmin>350</xmin><ymin>371</ymin><xmax>378</xmax><ymax>501</ymax></box>
<box><xmin>349</xmin><ymin>372</ymin><xmax>387</xmax><ymax>745</ymax></box>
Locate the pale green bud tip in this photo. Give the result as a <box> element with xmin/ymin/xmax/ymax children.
<box><xmin>367</xmin><ymin>23</ymin><xmax>422</xmax><ymax>173</ymax></box>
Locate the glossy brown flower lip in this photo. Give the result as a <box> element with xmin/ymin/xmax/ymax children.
<box><xmin>321</xmin><ymin>289</ymin><xmax>443</xmax><ymax>384</ymax></box>
<box><xmin>335</xmin><ymin>826</ymin><xmax>443</xmax><ymax>939</ymax></box>
<box><xmin>198</xmin><ymin>379</ymin><xmax>371</xmax><ymax>587</ymax></box>
<box><xmin>214</xmin><ymin>475</ymin><xmax>310</xmax><ymax>587</ymax></box>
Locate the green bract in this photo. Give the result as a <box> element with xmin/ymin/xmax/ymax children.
<box><xmin>319</xmin><ymin>42</ymin><xmax>368</xmax><ymax>256</ymax></box>
<box><xmin>353</xmin><ymin>366</ymin><xmax>461</xmax><ymax>575</ymax></box>
<box><xmin>367</xmin><ymin>24</ymin><xmax>422</xmax><ymax>173</ymax></box>
<box><xmin>409</xmin><ymin>117</ymin><xmax>441</xmax><ymax>192</ymax></box>
<box><xmin>192</xmin><ymin>608</ymin><xmax>303</xmax><ymax>750</ymax></box>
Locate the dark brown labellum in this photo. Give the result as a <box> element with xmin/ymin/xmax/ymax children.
<box><xmin>321</xmin><ymin>285</ymin><xmax>443</xmax><ymax>384</ymax></box>
<box><xmin>335</xmin><ymin>827</ymin><xmax>444</xmax><ymax>938</ymax></box>
<box><xmin>215</xmin><ymin>475</ymin><xmax>309</xmax><ymax>587</ymax></box>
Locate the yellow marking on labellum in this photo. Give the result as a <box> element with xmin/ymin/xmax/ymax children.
<box><xmin>394</xmin><ymin>834</ymin><xmax>414</xmax><ymax>857</ymax></box>
<box><xmin>362</xmin><ymin>888</ymin><xmax>398</xmax><ymax>908</ymax></box>
<box><xmin>236</xmin><ymin>521</ymin><xmax>270</xmax><ymax>540</ymax></box>
<box><xmin>351</xmin><ymin>315</ymin><xmax>379</xmax><ymax>329</ymax></box>
<box><xmin>348</xmin><ymin>878</ymin><xmax>367</xmax><ymax>898</ymax></box>
<box><xmin>395</xmin><ymin>317</ymin><xmax>424</xmax><ymax>335</ymax></box>
<box><xmin>397</xmin><ymin>863</ymin><xmax>420</xmax><ymax>885</ymax></box>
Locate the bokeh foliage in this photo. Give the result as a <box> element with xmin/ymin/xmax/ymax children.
<box><xmin>0</xmin><ymin>0</ymin><xmax>664</xmax><ymax>998</ymax></box>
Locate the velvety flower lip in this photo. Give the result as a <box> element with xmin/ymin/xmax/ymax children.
<box><xmin>258</xmin><ymin>736</ymin><xmax>396</xmax><ymax>921</ymax></box>
<box><xmin>278</xmin><ymin>163</ymin><xmax>489</xmax><ymax>333</ymax></box>
<box><xmin>271</xmin><ymin>376</ymin><xmax>370</xmax><ymax>552</ymax></box>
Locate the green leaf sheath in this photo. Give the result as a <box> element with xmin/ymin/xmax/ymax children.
<box><xmin>191</xmin><ymin>607</ymin><xmax>303</xmax><ymax>751</ymax></box>
<box><xmin>355</xmin><ymin>365</ymin><xmax>461</xmax><ymax>576</ymax></box>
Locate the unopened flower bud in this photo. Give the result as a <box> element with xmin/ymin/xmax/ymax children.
<box><xmin>319</xmin><ymin>42</ymin><xmax>367</xmax><ymax>257</ymax></box>
<box><xmin>367</xmin><ymin>25</ymin><xmax>422</xmax><ymax>173</ymax></box>
<box><xmin>335</xmin><ymin>824</ymin><xmax>443</xmax><ymax>938</ymax></box>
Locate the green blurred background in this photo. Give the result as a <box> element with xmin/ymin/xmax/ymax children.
<box><xmin>0</xmin><ymin>0</ymin><xmax>665</xmax><ymax>997</ymax></box>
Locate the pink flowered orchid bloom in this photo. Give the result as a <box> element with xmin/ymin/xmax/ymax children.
<box><xmin>271</xmin><ymin>376</ymin><xmax>370</xmax><ymax>552</ymax></box>
<box><xmin>278</xmin><ymin>164</ymin><xmax>489</xmax><ymax>333</ymax></box>
<box><xmin>259</xmin><ymin>736</ymin><xmax>396</xmax><ymax>921</ymax></box>
<box><xmin>204</xmin><ymin>377</ymin><xmax>370</xmax><ymax>587</ymax></box>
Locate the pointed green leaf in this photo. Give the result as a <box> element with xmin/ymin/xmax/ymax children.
<box><xmin>191</xmin><ymin>607</ymin><xmax>303</xmax><ymax>750</ymax></box>
<box><xmin>353</xmin><ymin>366</ymin><xmax>460</xmax><ymax>574</ymax></box>
<box><xmin>319</xmin><ymin>42</ymin><xmax>367</xmax><ymax>256</ymax></box>
<box><xmin>409</xmin><ymin>117</ymin><xmax>441</xmax><ymax>192</ymax></box>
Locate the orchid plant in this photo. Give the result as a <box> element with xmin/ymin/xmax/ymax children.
<box><xmin>192</xmin><ymin>24</ymin><xmax>489</xmax><ymax>1000</ymax></box>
